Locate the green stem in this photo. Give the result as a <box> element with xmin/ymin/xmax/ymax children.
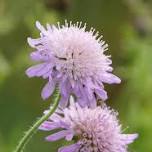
<box><xmin>14</xmin><ymin>93</ymin><xmax>60</xmax><ymax>152</ymax></box>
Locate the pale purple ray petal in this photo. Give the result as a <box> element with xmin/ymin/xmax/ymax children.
<box><xmin>58</xmin><ymin>143</ymin><xmax>80</xmax><ymax>152</ymax></box>
<box><xmin>84</xmin><ymin>77</ymin><xmax>96</xmax><ymax>89</ymax></box>
<box><xmin>59</xmin><ymin>76</ymin><xmax>71</xmax><ymax>97</ymax></box>
<box><xmin>30</xmin><ymin>51</ymin><xmax>42</xmax><ymax>61</ymax></box>
<box><xmin>27</xmin><ymin>37</ymin><xmax>40</xmax><ymax>48</ymax></box>
<box><xmin>95</xmin><ymin>88</ymin><xmax>108</xmax><ymax>101</ymax></box>
<box><xmin>48</xmin><ymin>112</ymin><xmax>63</xmax><ymax>121</ymax></box>
<box><xmin>58</xmin><ymin>77</ymin><xmax>72</xmax><ymax>107</ymax></box>
<box><xmin>101</xmin><ymin>73</ymin><xmax>121</xmax><ymax>84</ymax></box>
<box><xmin>75</xmin><ymin>85</ymin><xmax>89</xmax><ymax>107</ymax></box>
<box><xmin>88</xmin><ymin>95</ymin><xmax>96</xmax><ymax>108</ymax></box>
<box><xmin>73</xmin><ymin>83</ymin><xmax>82</xmax><ymax>98</ymax></box>
<box><xmin>85</xmin><ymin>86</ymin><xmax>93</xmax><ymax>100</ymax></box>
<box><xmin>122</xmin><ymin>134</ymin><xmax>138</xmax><ymax>144</ymax></box>
<box><xmin>26</xmin><ymin>63</ymin><xmax>48</xmax><ymax>78</ymax></box>
<box><xmin>45</xmin><ymin>130</ymin><xmax>71</xmax><ymax>141</ymax></box>
<box><xmin>30</xmin><ymin>51</ymin><xmax>50</xmax><ymax>61</ymax></box>
<box><xmin>42</xmin><ymin>71</ymin><xmax>51</xmax><ymax>79</ymax></box>
<box><xmin>76</xmin><ymin>90</ymin><xmax>90</xmax><ymax>108</ymax></box>
<box><xmin>58</xmin><ymin>120</ymin><xmax>70</xmax><ymax>129</ymax></box>
<box><xmin>65</xmin><ymin>132</ymin><xmax>74</xmax><ymax>141</ymax></box>
<box><xmin>59</xmin><ymin>95</ymin><xmax>70</xmax><ymax>108</ymax></box>
<box><xmin>39</xmin><ymin>121</ymin><xmax>60</xmax><ymax>131</ymax></box>
<box><xmin>36</xmin><ymin>21</ymin><xmax>48</xmax><ymax>36</ymax></box>
<box><xmin>81</xmin><ymin>86</ymin><xmax>97</xmax><ymax>108</ymax></box>
<box><xmin>36</xmin><ymin>63</ymin><xmax>52</xmax><ymax>77</ymax></box>
<box><xmin>77</xmin><ymin>97</ymin><xmax>88</xmax><ymax>107</ymax></box>
<box><xmin>41</xmin><ymin>80</ymin><xmax>56</xmax><ymax>100</ymax></box>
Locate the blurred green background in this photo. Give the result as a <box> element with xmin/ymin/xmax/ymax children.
<box><xmin>0</xmin><ymin>0</ymin><xmax>152</xmax><ymax>151</ymax></box>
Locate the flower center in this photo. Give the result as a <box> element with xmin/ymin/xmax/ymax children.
<box><xmin>55</xmin><ymin>48</ymin><xmax>99</xmax><ymax>81</ymax></box>
<box><xmin>74</xmin><ymin>126</ymin><xmax>99</xmax><ymax>152</ymax></box>
<box><xmin>78</xmin><ymin>132</ymin><xmax>99</xmax><ymax>152</ymax></box>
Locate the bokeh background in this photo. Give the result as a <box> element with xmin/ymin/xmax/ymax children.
<box><xmin>0</xmin><ymin>0</ymin><xmax>152</xmax><ymax>151</ymax></box>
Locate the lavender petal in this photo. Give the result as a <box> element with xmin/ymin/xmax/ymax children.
<box><xmin>41</xmin><ymin>80</ymin><xmax>56</xmax><ymax>100</ymax></box>
<box><xmin>58</xmin><ymin>143</ymin><xmax>80</xmax><ymax>152</ymax></box>
<box><xmin>45</xmin><ymin>130</ymin><xmax>71</xmax><ymax>141</ymax></box>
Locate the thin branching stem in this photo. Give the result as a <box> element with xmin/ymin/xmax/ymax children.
<box><xmin>14</xmin><ymin>92</ymin><xmax>60</xmax><ymax>152</ymax></box>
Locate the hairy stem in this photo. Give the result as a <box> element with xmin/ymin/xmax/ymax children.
<box><xmin>14</xmin><ymin>92</ymin><xmax>60</xmax><ymax>152</ymax></box>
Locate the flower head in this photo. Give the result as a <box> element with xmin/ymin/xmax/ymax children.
<box><xmin>26</xmin><ymin>21</ymin><xmax>121</xmax><ymax>107</ymax></box>
<box><xmin>39</xmin><ymin>97</ymin><xmax>138</xmax><ymax>152</ymax></box>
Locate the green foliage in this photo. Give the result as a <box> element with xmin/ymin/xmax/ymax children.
<box><xmin>0</xmin><ymin>0</ymin><xmax>152</xmax><ymax>151</ymax></box>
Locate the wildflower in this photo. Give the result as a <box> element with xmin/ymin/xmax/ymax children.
<box><xmin>26</xmin><ymin>21</ymin><xmax>121</xmax><ymax>107</ymax></box>
<box><xmin>39</xmin><ymin>97</ymin><xmax>138</xmax><ymax>152</ymax></box>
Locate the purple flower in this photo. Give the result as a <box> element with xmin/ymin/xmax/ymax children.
<box><xmin>26</xmin><ymin>21</ymin><xmax>121</xmax><ymax>107</ymax></box>
<box><xmin>39</xmin><ymin>97</ymin><xmax>138</xmax><ymax>152</ymax></box>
